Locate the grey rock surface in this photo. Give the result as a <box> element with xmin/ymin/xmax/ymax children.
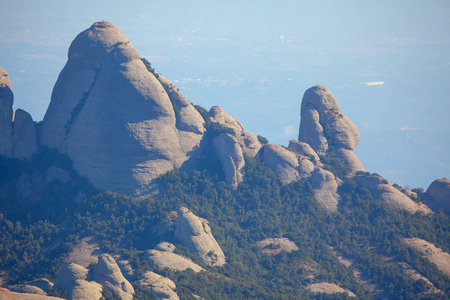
<box><xmin>352</xmin><ymin>173</ymin><xmax>431</xmax><ymax>214</ymax></box>
<box><xmin>70</xmin><ymin>280</ymin><xmax>103</xmax><ymax>300</ymax></box>
<box><xmin>209</xmin><ymin>106</ymin><xmax>261</xmax><ymax>189</ymax></box>
<box><xmin>0</xmin><ymin>287</ymin><xmax>64</xmax><ymax>300</ymax></box>
<box><xmin>139</xmin><ymin>271</ymin><xmax>179</xmax><ymax>300</ymax></box>
<box><xmin>93</xmin><ymin>254</ymin><xmax>134</xmax><ymax>300</ymax></box>
<box><xmin>175</xmin><ymin>207</ymin><xmax>226</xmax><ymax>266</ymax></box>
<box><xmin>55</xmin><ymin>263</ymin><xmax>89</xmax><ymax>293</ymax></box>
<box><xmin>298</xmin><ymin>86</ymin><xmax>363</xmax><ymax>172</ymax></box>
<box><xmin>288</xmin><ymin>140</ymin><xmax>320</xmax><ymax>162</ymax></box>
<box><xmin>425</xmin><ymin>178</ymin><xmax>450</xmax><ymax>213</ymax></box>
<box><xmin>307</xmin><ymin>282</ymin><xmax>356</xmax><ymax>297</ymax></box>
<box><xmin>38</xmin><ymin>21</ymin><xmax>205</xmax><ymax>197</ymax></box>
<box><xmin>12</xmin><ymin>108</ymin><xmax>38</xmax><ymax>160</ymax></box>
<box><xmin>311</xmin><ymin>167</ymin><xmax>340</xmax><ymax>212</ymax></box>
<box><xmin>142</xmin><ymin>249</ymin><xmax>204</xmax><ymax>273</ymax></box>
<box><xmin>54</xmin><ymin>263</ymin><xmax>102</xmax><ymax>300</ymax></box>
<box><xmin>402</xmin><ymin>238</ymin><xmax>450</xmax><ymax>277</ymax></box>
<box><xmin>0</xmin><ymin>66</ymin><xmax>13</xmax><ymax>157</ymax></box>
<box><xmin>212</xmin><ymin>133</ymin><xmax>245</xmax><ymax>190</ymax></box>
<box><xmin>255</xmin><ymin>238</ymin><xmax>299</xmax><ymax>256</ymax></box>
<box><xmin>261</xmin><ymin>144</ymin><xmax>300</xmax><ymax>185</ymax></box>
<box><xmin>209</xmin><ymin>106</ymin><xmax>261</xmax><ymax>157</ymax></box>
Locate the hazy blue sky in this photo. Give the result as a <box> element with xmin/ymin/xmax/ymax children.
<box><xmin>1</xmin><ymin>0</ymin><xmax>449</xmax><ymax>189</ymax></box>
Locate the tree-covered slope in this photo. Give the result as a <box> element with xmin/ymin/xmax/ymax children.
<box><xmin>0</xmin><ymin>150</ymin><xmax>449</xmax><ymax>299</ymax></box>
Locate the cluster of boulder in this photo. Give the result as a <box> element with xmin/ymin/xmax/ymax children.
<box><xmin>1</xmin><ymin>207</ymin><xmax>224</xmax><ymax>299</ymax></box>
<box><xmin>1</xmin><ymin>20</ymin><xmax>447</xmax><ymax>215</ymax></box>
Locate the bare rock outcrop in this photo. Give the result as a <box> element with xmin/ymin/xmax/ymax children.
<box><xmin>8</xmin><ymin>278</ymin><xmax>54</xmax><ymax>296</ymax></box>
<box><xmin>288</xmin><ymin>139</ymin><xmax>320</xmax><ymax>162</ymax></box>
<box><xmin>0</xmin><ymin>287</ymin><xmax>64</xmax><ymax>300</ymax></box>
<box><xmin>209</xmin><ymin>106</ymin><xmax>262</xmax><ymax>189</ymax></box>
<box><xmin>209</xmin><ymin>106</ymin><xmax>261</xmax><ymax>157</ymax></box>
<box><xmin>298</xmin><ymin>86</ymin><xmax>363</xmax><ymax>172</ymax></box>
<box><xmin>55</xmin><ymin>263</ymin><xmax>103</xmax><ymax>300</ymax></box>
<box><xmin>311</xmin><ymin>167</ymin><xmax>340</xmax><ymax>212</ymax></box>
<box><xmin>12</xmin><ymin>109</ymin><xmax>38</xmax><ymax>159</ymax></box>
<box><xmin>139</xmin><ymin>271</ymin><xmax>179</xmax><ymax>300</ymax></box>
<box><xmin>142</xmin><ymin>248</ymin><xmax>204</xmax><ymax>272</ymax></box>
<box><xmin>212</xmin><ymin>132</ymin><xmax>245</xmax><ymax>190</ymax></box>
<box><xmin>402</xmin><ymin>238</ymin><xmax>450</xmax><ymax>277</ymax></box>
<box><xmin>425</xmin><ymin>178</ymin><xmax>450</xmax><ymax>213</ymax></box>
<box><xmin>0</xmin><ymin>66</ymin><xmax>13</xmax><ymax>157</ymax></box>
<box><xmin>255</xmin><ymin>238</ymin><xmax>299</xmax><ymax>256</ymax></box>
<box><xmin>38</xmin><ymin>21</ymin><xmax>205</xmax><ymax>197</ymax></box>
<box><xmin>175</xmin><ymin>207</ymin><xmax>225</xmax><ymax>266</ymax></box>
<box><xmin>93</xmin><ymin>254</ymin><xmax>134</xmax><ymax>300</ymax></box>
<box><xmin>261</xmin><ymin>144</ymin><xmax>300</xmax><ymax>185</ymax></box>
<box><xmin>306</xmin><ymin>282</ymin><xmax>356</xmax><ymax>298</ymax></box>
<box><xmin>352</xmin><ymin>173</ymin><xmax>431</xmax><ymax>214</ymax></box>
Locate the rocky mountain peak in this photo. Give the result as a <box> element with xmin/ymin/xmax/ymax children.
<box><xmin>38</xmin><ymin>21</ymin><xmax>205</xmax><ymax>197</ymax></box>
<box><xmin>298</xmin><ymin>85</ymin><xmax>363</xmax><ymax>172</ymax></box>
<box><xmin>68</xmin><ymin>21</ymin><xmax>138</xmax><ymax>63</ymax></box>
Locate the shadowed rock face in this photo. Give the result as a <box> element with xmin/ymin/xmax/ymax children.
<box><xmin>39</xmin><ymin>21</ymin><xmax>205</xmax><ymax>197</ymax></box>
<box><xmin>298</xmin><ymin>86</ymin><xmax>363</xmax><ymax>172</ymax></box>
<box><xmin>12</xmin><ymin>109</ymin><xmax>38</xmax><ymax>160</ymax></box>
<box><xmin>425</xmin><ymin>178</ymin><xmax>450</xmax><ymax>213</ymax></box>
<box><xmin>0</xmin><ymin>66</ymin><xmax>13</xmax><ymax>156</ymax></box>
<box><xmin>209</xmin><ymin>106</ymin><xmax>261</xmax><ymax>189</ymax></box>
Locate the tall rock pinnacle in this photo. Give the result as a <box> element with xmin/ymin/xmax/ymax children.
<box><xmin>39</xmin><ymin>21</ymin><xmax>205</xmax><ymax>197</ymax></box>
<box><xmin>298</xmin><ymin>85</ymin><xmax>364</xmax><ymax>172</ymax></box>
<box><xmin>0</xmin><ymin>66</ymin><xmax>14</xmax><ymax>156</ymax></box>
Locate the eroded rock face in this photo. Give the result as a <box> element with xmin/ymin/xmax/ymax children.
<box><xmin>298</xmin><ymin>86</ymin><xmax>363</xmax><ymax>172</ymax></box>
<box><xmin>9</xmin><ymin>278</ymin><xmax>54</xmax><ymax>296</ymax></box>
<box><xmin>209</xmin><ymin>106</ymin><xmax>261</xmax><ymax>189</ymax></box>
<box><xmin>38</xmin><ymin>21</ymin><xmax>205</xmax><ymax>197</ymax></box>
<box><xmin>352</xmin><ymin>173</ymin><xmax>431</xmax><ymax>214</ymax></box>
<box><xmin>175</xmin><ymin>207</ymin><xmax>225</xmax><ymax>266</ymax></box>
<box><xmin>0</xmin><ymin>66</ymin><xmax>13</xmax><ymax>157</ymax></box>
<box><xmin>311</xmin><ymin>167</ymin><xmax>340</xmax><ymax>212</ymax></box>
<box><xmin>425</xmin><ymin>178</ymin><xmax>450</xmax><ymax>213</ymax></box>
<box><xmin>261</xmin><ymin>144</ymin><xmax>300</xmax><ymax>185</ymax></box>
<box><xmin>139</xmin><ymin>271</ymin><xmax>179</xmax><ymax>300</ymax></box>
<box><xmin>402</xmin><ymin>238</ymin><xmax>450</xmax><ymax>277</ymax></box>
<box><xmin>0</xmin><ymin>287</ymin><xmax>64</xmax><ymax>300</ymax></box>
<box><xmin>54</xmin><ymin>263</ymin><xmax>103</xmax><ymax>300</ymax></box>
<box><xmin>12</xmin><ymin>109</ymin><xmax>38</xmax><ymax>159</ymax></box>
<box><xmin>93</xmin><ymin>254</ymin><xmax>134</xmax><ymax>300</ymax></box>
<box><xmin>307</xmin><ymin>282</ymin><xmax>356</xmax><ymax>298</ymax></box>
<box><xmin>255</xmin><ymin>238</ymin><xmax>299</xmax><ymax>256</ymax></box>
<box><xmin>212</xmin><ymin>133</ymin><xmax>245</xmax><ymax>190</ymax></box>
<box><xmin>288</xmin><ymin>140</ymin><xmax>320</xmax><ymax>162</ymax></box>
<box><xmin>142</xmin><ymin>249</ymin><xmax>204</xmax><ymax>273</ymax></box>
<box><xmin>55</xmin><ymin>263</ymin><xmax>89</xmax><ymax>292</ymax></box>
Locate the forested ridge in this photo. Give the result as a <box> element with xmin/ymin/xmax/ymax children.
<box><xmin>0</xmin><ymin>149</ymin><xmax>449</xmax><ymax>299</ymax></box>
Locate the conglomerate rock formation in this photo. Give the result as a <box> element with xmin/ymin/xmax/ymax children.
<box><xmin>175</xmin><ymin>207</ymin><xmax>226</xmax><ymax>266</ymax></box>
<box><xmin>38</xmin><ymin>21</ymin><xmax>205</xmax><ymax>197</ymax></box>
<box><xmin>298</xmin><ymin>85</ymin><xmax>364</xmax><ymax>173</ymax></box>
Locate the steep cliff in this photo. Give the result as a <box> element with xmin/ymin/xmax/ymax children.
<box><xmin>38</xmin><ymin>21</ymin><xmax>205</xmax><ymax>197</ymax></box>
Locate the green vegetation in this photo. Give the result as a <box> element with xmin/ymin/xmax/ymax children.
<box><xmin>0</xmin><ymin>148</ymin><xmax>449</xmax><ymax>299</ymax></box>
<box><xmin>257</xmin><ymin>135</ymin><xmax>269</xmax><ymax>144</ymax></box>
